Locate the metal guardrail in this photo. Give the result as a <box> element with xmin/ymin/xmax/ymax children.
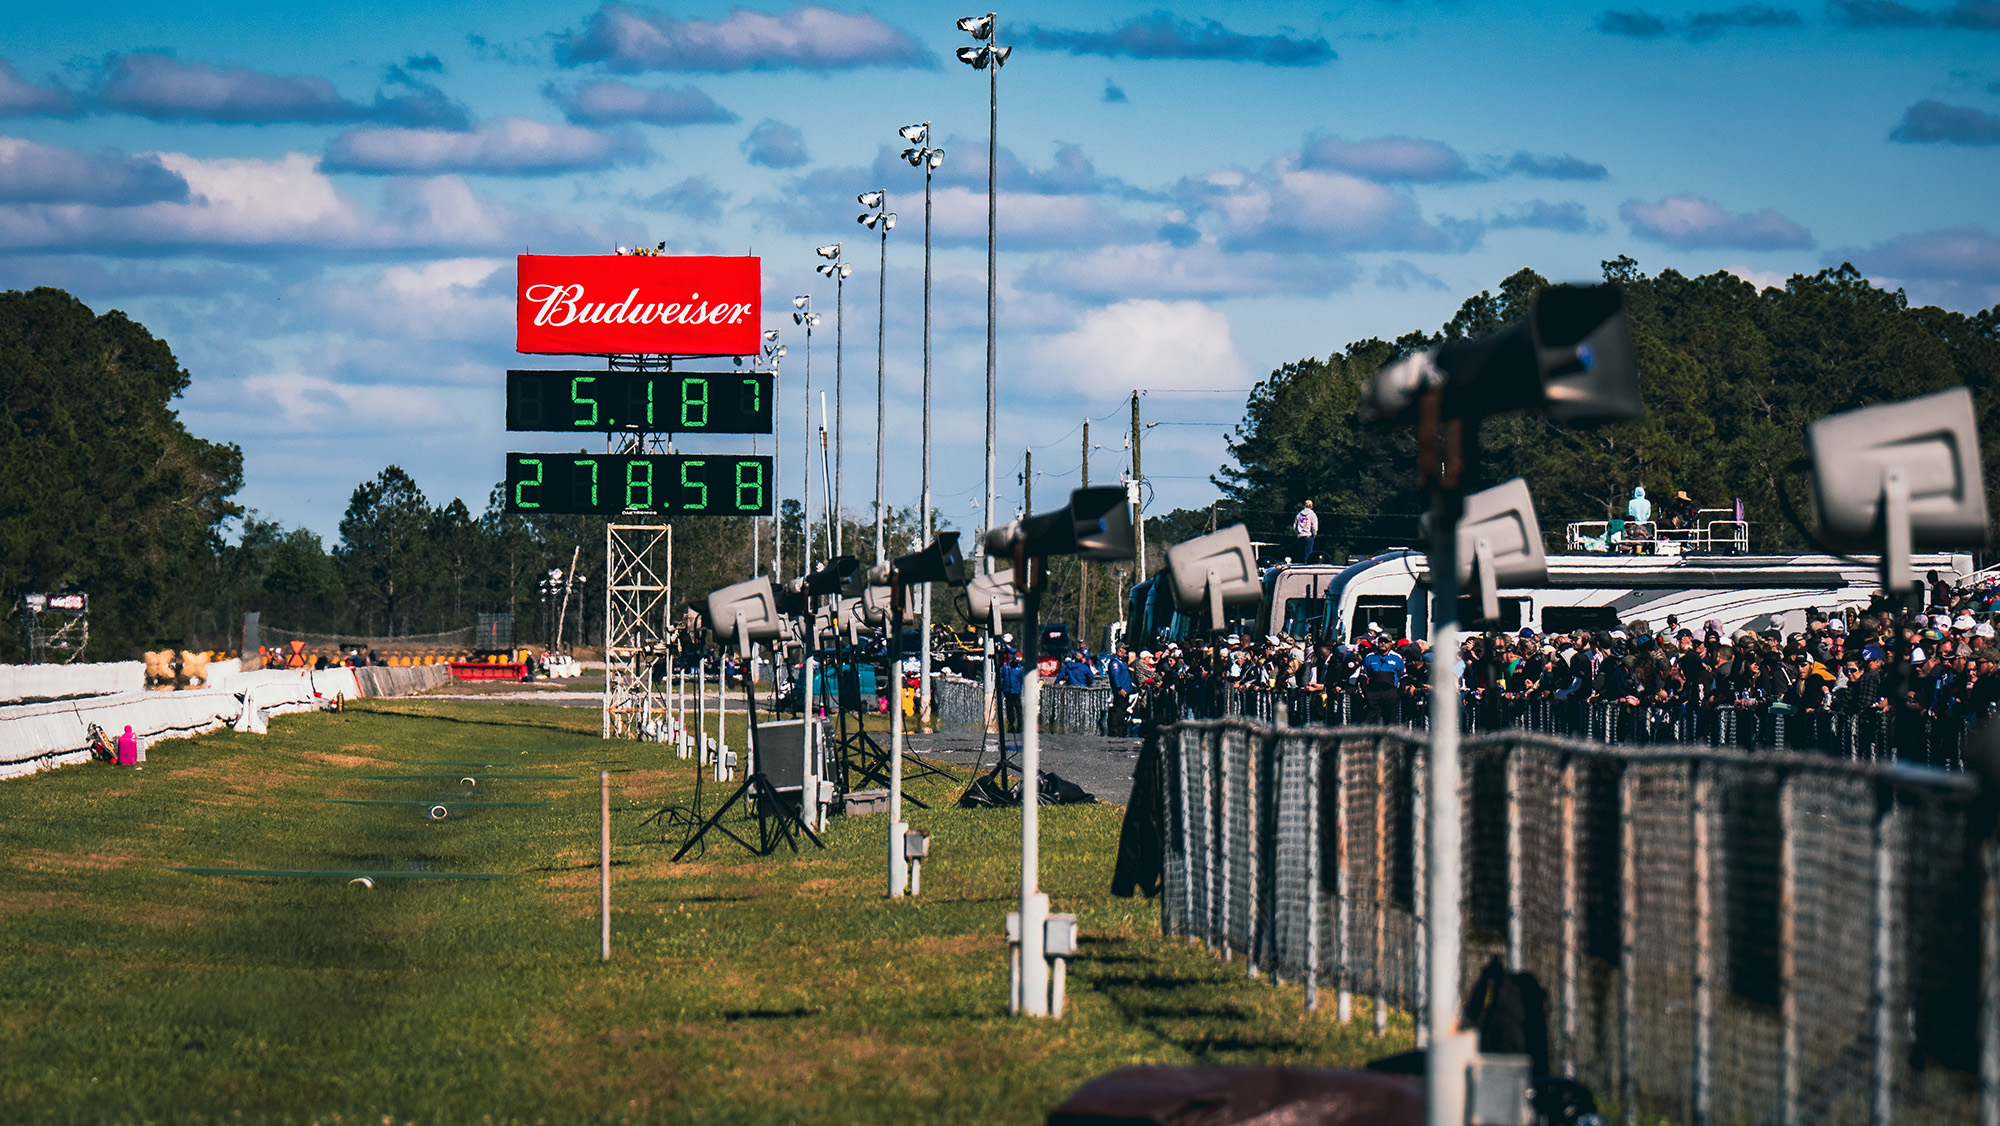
<box><xmin>934</xmin><ymin>673</ymin><xmax>1117</xmax><ymax>736</ymax></box>
<box><xmin>1146</xmin><ymin>718</ymin><xmax>1993</xmax><ymax>1125</ymax></box>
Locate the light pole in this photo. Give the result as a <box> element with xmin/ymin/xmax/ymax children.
<box><xmin>956</xmin><ymin>12</ymin><xmax>1008</xmax><ymax>576</ymax></box>
<box><xmin>900</xmin><ymin>122</ymin><xmax>944</xmax><ymax>722</ymax></box>
<box><xmin>856</xmin><ymin>191</ymin><xmax>896</xmax><ymax>564</ymax></box>
<box><xmin>792</xmin><ymin>296</ymin><xmax>821</xmax><ymax>580</ymax></box>
<box><xmin>814</xmin><ymin>244</ymin><xmax>852</xmax><ymax>557</ymax></box>
<box><xmin>762</xmin><ymin>330</ymin><xmax>786</xmax><ymax>578</ymax></box>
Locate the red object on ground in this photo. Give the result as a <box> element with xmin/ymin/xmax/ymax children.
<box><xmin>516</xmin><ymin>255</ymin><xmax>760</xmax><ymax>356</ymax></box>
<box><xmin>1045</xmin><ymin>1066</ymin><xmax>1422</xmax><ymax>1126</ymax></box>
<box><xmin>448</xmin><ymin>662</ymin><xmax>528</xmax><ymax>681</ymax></box>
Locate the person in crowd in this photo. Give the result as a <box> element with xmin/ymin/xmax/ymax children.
<box><xmin>1360</xmin><ymin>634</ymin><xmax>1405</xmax><ymax>724</ymax></box>
<box><xmin>1292</xmin><ymin>499</ymin><xmax>1319</xmax><ymax>562</ymax></box>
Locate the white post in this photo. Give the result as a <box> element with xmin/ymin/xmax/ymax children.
<box><xmin>1020</xmin><ymin>667</ymin><xmax>1049</xmax><ymax>1016</ymax></box>
<box><xmin>889</xmin><ymin>630</ymin><xmax>908</xmax><ymax>898</ymax></box>
<box><xmin>1426</xmin><ymin>620</ymin><xmax>1473</xmax><ymax>1126</ymax></box>
<box><xmin>599</xmin><ymin>770</ymin><xmax>611</xmax><ymax>961</ymax></box>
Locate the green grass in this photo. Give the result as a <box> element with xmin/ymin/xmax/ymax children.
<box><xmin>0</xmin><ymin>699</ymin><xmax>1414</xmax><ymax>1125</ymax></box>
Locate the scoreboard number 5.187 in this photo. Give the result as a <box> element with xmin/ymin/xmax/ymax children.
<box><xmin>504</xmin><ymin>454</ymin><xmax>772</xmax><ymax>516</ymax></box>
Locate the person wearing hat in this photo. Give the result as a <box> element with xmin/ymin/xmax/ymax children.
<box><xmin>1360</xmin><ymin>633</ymin><xmax>1405</xmax><ymax>724</ymax></box>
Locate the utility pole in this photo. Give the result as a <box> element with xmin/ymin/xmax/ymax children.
<box><xmin>1080</xmin><ymin>418</ymin><xmax>1090</xmax><ymax>651</ymax></box>
<box><xmin>1023</xmin><ymin>446</ymin><xmax>1032</xmax><ymax>518</ymax></box>
<box><xmin>1130</xmin><ymin>390</ymin><xmax>1144</xmax><ymax>583</ymax></box>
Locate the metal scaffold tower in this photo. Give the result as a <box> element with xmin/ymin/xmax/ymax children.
<box><xmin>602</xmin><ymin>352</ymin><xmax>675</xmax><ymax>741</ymax></box>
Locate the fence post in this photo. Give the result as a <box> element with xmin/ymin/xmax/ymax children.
<box><xmin>1983</xmin><ymin>830</ymin><xmax>1999</xmax><ymax>1126</ymax></box>
<box><xmin>1374</xmin><ymin>739</ymin><xmax>1390</xmax><ymax>1038</ymax></box>
<box><xmin>1506</xmin><ymin>746</ymin><xmax>1523</xmax><ymax>972</ymax></box>
<box><xmin>1412</xmin><ymin>735</ymin><xmax>1429</xmax><ymax>1049</ymax></box>
<box><xmin>1336</xmin><ymin>737</ymin><xmax>1353</xmax><ymax>1024</ymax></box>
<box><xmin>1779</xmin><ymin>772</ymin><xmax>1800</xmax><ymax>1126</ymax></box>
<box><xmin>1691</xmin><ymin>760</ymin><xmax>1713</xmax><ymax>1126</ymax></box>
<box><xmin>1870</xmin><ymin>783</ymin><xmax>1898</xmax><ymax>1126</ymax></box>
<box><xmin>1620</xmin><ymin>761</ymin><xmax>1638</xmax><ymax>1126</ymax></box>
<box><xmin>1305</xmin><ymin>733</ymin><xmax>1323</xmax><ymax>1013</ymax></box>
<box><xmin>1560</xmin><ymin>756</ymin><xmax>1580</xmax><ymax>1080</ymax></box>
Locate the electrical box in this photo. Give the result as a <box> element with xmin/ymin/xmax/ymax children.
<box><xmin>904</xmin><ymin>829</ymin><xmax>931</xmax><ymax>860</ymax></box>
<box><xmin>1044</xmin><ymin>913</ymin><xmax>1080</xmax><ymax>957</ymax></box>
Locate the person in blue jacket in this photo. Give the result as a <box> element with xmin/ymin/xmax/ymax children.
<box><xmin>999</xmin><ymin>651</ymin><xmax>1025</xmax><ymax>730</ymax></box>
<box><xmin>1062</xmin><ymin>648</ymin><xmax>1094</xmax><ymax>687</ymax></box>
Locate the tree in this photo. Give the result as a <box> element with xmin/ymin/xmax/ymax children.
<box><xmin>336</xmin><ymin>466</ymin><xmax>432</xmax><ymax>636</ymax></box>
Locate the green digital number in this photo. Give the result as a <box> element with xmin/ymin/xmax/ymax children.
<box><xmin>570</xmin><ymin>376</ymin><xmax>598</xmax><ymax>427</ymax></box>
<box><xmin>741</xmin><ymin>377</ymin><xmax>761</xmax><ymax>413</ymax></box>
<box><xmin>624</xmin><ymin>459</ymin><xmax>654</xmax><ymax>511</ymax></box>
<box><xmin>680</xmin><ymin>459</ymin><xmax>708</xmax><ymax>510</ymax></box>
<box><xmin>644</xmin><ymin>377</ymin><xmax>656</xmax><ymax>427</ymax></box>
<box><xmin>513</xmin><ymin>457</ymin><xmax>543</xmax><ymax>509</ymax></box>
<box><xmin>573</xmin><ymin>458</ymin><xmax>599</xmax><ymax>509</ymax></box>
<box><xmin>681</xmin><ymin>377</ymin><xmax>709</xmax><ymax>429</ymax></box>
<box><xmin>734</xmin><ymin>460</ymin><xmax>764</xmax><ymax>512</ymax></box>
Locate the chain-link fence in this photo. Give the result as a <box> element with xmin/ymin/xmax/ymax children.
<box><xmin>1148</xmin><ymin>717</ymin><xmax>1995</xmax><ymax>1124</ymax></box>
<box><xmin>933</xmin><ymin>672</ymin><xmax>1116</xmax><ymax>735</ymax></box>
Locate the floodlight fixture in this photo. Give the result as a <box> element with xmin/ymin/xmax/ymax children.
<box><xmin>816</xmin><ymin>243</ymin><xmax>840</xmax><ymax>259</ymax></box>
<box><xmin>958</xmin><ymin>13</ymin><xmax>995</xmax><ymax>37</ymax></box>
<box><xmin>1455</xmin><ymin>477</ymin><xmax>1548</xmax><ymax>624</ymax></box>
<box><xmin>763</xmin><ymin>329</ymin><xmax>780</xmax><ymax>342</ymax></box>
<box><xmin>858</xmin><ymin>190</ymin><xmax>885</xmax><ymax>208</ymax></box>
<box><xmin>1164</xmin><ymin>523</ymin><xmax>1261</xmax><ymax>633</ymax></box>
<box><xmin>899</xmin><ymin>122</ymin><xmax>928</xmax><ymax>144</ymax></box>
<box><xmin>1361</xmin><ymin>282</ymin><xmax>1639</xmax><ymax>428</ymax></box>
<box><xmin>927</xmin><ymin>149</ymin><xmax>945</xmax><ymax>169</ymax></box>
<box><xmin>966</xmin><ymin>568</ymin><xmax>1027</xmax><ymax>621</ymax></box>
<box><xmin>703</xmin><ymin>577</ymin><xmax>784</xmax><ymax>657</ymax></box>
<box><xmin>800</xmin><ymin>554</ymin><xmax>858</xmax><ymax>597</ymax></box>
<box><xmin>793</xmin><ymin>295</ymin><xmax>809</xmax><ymax>310</ymax></box>
<box><xmin>1807</xmin><ymin>385</ymin><xmax>1989</xmax><ymax>595</ymax></box>
<box><xmin>893</xmin><ymin>532</ymin><xmax>967</xmax><ymax>587</ymax></box>
<box><xmin>985</xmin><ymin>486</ymin><xmax>1135</xmax><ymax>563</ymax></box>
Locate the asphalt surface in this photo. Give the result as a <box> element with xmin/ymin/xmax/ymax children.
<box><xmin>905</xmin><ymin>731</ymin><xmax>1144</xmax><ymax>806</ymax></box>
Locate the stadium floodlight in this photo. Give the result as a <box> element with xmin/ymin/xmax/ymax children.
<box><xmin>957</xmin><ymin>13</ymin><xmax>995</xmax><ymax>37</ymax></box>
<box><xmin>858</xmin><ymin>190</ymin><xmax>885</xmax><ymax>208</ymax></box>
<box><xmin>1361</xmin><ymin>282</ymin><xmax>1639</xmax><ymax>428</ymax></box>
<box><xmin>899</xmin><ymin>122</ymin><xmax>928</xmax><ymax>144</ymax></box>
<box><xmin>1455</xmin><ymin>477</ymin><xmax>1548</xmax><ymax>624</ymax></box>
<box><xmin>1164</xmin><ymin>523</ymin><xmax>1260</xmax><ymax>633</ymax></box>
<box><xmin>965</xmin><ymin>568</ymin><xmax>1026</xmax><ymax>621</ymax></box>
<box><xmin>792</xmin><ymin>295</ymin><xmax>809</xmax><ymax>309</ymax></box>
<box><xmin>1808</xmin><ymin>385</ymin><xmax>1989</xmax><ymax>596</ymax></box>
<box><xmin>815</xmin><ymin>243</ymin><xmax>840</xmax><ymax>259</ymax></box>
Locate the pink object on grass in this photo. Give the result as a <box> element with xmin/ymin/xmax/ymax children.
<box><xmin>116</xmin><ymin>726</ymin><xmax>138</xmax><ymax>766</ymax></box>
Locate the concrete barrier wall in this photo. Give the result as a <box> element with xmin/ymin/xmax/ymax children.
<box><xmin>0</xmin><ymin>661</ymin><xmax>144</xmax><ymax>703</ymax></box>
<box><xmin>1</xmin><ymin>661</ymin><xmax>447</xmax><ymax>781</ymax></box>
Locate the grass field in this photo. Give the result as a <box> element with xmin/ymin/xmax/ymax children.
<box><xmin>0</xmin><ymin>699</ymin><xmax>1414</xmax><ymax>1125</ymax></box>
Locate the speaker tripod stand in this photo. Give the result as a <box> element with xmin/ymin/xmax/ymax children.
<box><xmin>671</xmin><ymin>666</ymin><xmax>824</xmax><ymax>860</ymax></box>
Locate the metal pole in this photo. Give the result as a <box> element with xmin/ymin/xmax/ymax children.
<box><xmin>983</xmin><ymin>14</ymin><xmax>1001</xmax><ymax>594</ymax></box>
<box><xmin>835</xmin><ymin>264</ymin><xmax>844</xmax><ymax>558</ymax></box>
<box><xmin>1425</xmin><ymin>479</ymin><xmax>1471</xmax><ymax>1126</ymax></box>
<box><xmin>889</xmin><ymin>591</ymin><xmax>908</xmax><ymax>898</ymax></box>
<box><xmin>599</xmin><ymin>769</ymin><xmax>611</xmax><ymax>960</ymax></box>
<box><xmin>802</xmin><ymin>317</ymin><xmax>814</xmax><ymax>580</ymax></box>
<box><xmin>1779</xmin><ymin>773</ymin><xmax>1799</xmax><ymax>1125</ymax></box>
<box><xmin>1080</xmin><ymin>418</ymin><xmax>1090</xmax><ymax>650</ymax></box>
<box><xmin>1560</xmin><ymin>756</ymin><xmax>1580</xmax><ymax>1079</ymax></box>
<box><xmin>1131</xmin><ymin>391</ymin><xmax>1144</xmax><ymax>582</ymax></box>
<box><xmin>1506</xmin><ymin>747</ymin><xmax>1522</xmax><ymax>971</ymax></box>
<box><xmin>1981</xmin><ymin>831</ymin><xmax>1999</xmax><ymax>1126</ymax></box>
<box><xmin>1335</xmin><ymin>738</ymin><xmax>1353</xmax><ymax>1024</ymax></box>
<box><xmin>1305</xmin><ymin>734</ymin><xmax>1323</xmax><ymax>1013</ymax></box>
<box><xmin>919</xmin><ymin>152</ymin><xmax>934</xmax><ymax>727</ymax></box>
<box><xmin>1620</xmin><ymin>763</ymin><xmax>1638</xmax><ymax>1126</ymax></box>
<box><xmin>774</xmin><ymin>354</ymin><xmax>783</xmax><ymax>581</ymax></box>
<box><xmin>875</xmin><ymin>212</ymin><xmax>888</xmax><ymax>563</ymax></box>
<box><xmin>1020</xmin><ymin>663</ymin><xmax>1048</xmax><ymax>1014</ymax></box>
<box><xmin>1871</xmin><ymin>786</ymin><xmax>1898</xmax><ymax>1126</ymax></box>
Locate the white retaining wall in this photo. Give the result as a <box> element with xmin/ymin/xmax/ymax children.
<box><xmin>0</xmin><ymin>661</ymin><xmax>144</xmax><ymax>703</ymax></box>
<box><xmin>0</xmin><ymin>662</ymin><xmax>450</xmax><ymax>780</ymax></box>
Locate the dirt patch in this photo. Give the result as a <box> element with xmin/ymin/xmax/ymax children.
<box><xmin>0</xmin><ymin>890</ymin><xmax>82</xmax><ymax>913</ymax></box>
<box><xmin>303</xmin><ymin>751</ymin><xmax>381</xmax><ymax>768</ymax></box>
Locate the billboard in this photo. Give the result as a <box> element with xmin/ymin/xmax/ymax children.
<box><xmin>516</xmin><ymin>254</ymin><xmax>761</xmax><ymax>356</ymax></box>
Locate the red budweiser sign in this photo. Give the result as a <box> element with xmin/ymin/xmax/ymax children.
<box><xmin>516</xmin><ymin>254</ymin><xmax>761</xmax><ymax>356</ymax></box>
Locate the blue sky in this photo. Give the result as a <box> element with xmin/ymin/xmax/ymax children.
<box><xmin>1</xmin><ymin>0</ymin><xmax>1995</xmax><ymax>542</ymax></box>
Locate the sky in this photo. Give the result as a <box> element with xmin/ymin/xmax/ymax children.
<box><xmin>1</xmin><ymin>0</ymin><xmax>1995</xmax><ymax>545</ymax></box>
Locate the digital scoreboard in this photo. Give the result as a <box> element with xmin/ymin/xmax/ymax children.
<box><xmin>504</xmin><ymin>454</ymin><xmax>773</xmax><ymax>516</ymax></box>
<box><xmin>507</xmin><ymin>370</ymin><xmax>772</xmax><ymax>434</ymax></box>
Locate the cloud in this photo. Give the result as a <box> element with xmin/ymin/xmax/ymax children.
<box><xmin>630</xmin><ymin>174</ymin><xmax>727</xmax><ymax>220</ymax></box>
<box><xmin>242</xmin><ymin>371</ymin><xmax>460</xmax><ymax>432</ymax></box>
<box><xmin>545</xmin><ymin>78</ymin><xmax>734</xmax><ymax>126</ymax></box>
<box><xmin>1026</xmin><ymin>300</ymin><xmax>1252</xmax><ymax>397</ymax></box>
<box><xmin>1022</xmin><ymin>12</ymin><xmax>1335</xmax><ymax>65</ymax></box>
<box><xmin>1300</xmin><ymin>134</ymin><xmax>1476</xmax><ymax>182</ymax></box>
<box><xmin>1493</xmin><ymin>151</ymin><xmax>1609</xmax><ymax>180</ymax></box>
<box><xmin>402</xmin><ymin>54</ymin><xmax>445</xmax><ymax>74</ymax></box>
<box><xmin>0</xmin><ymin>58</ymin><xmax>78</xmax><ymax>117</ymax></box>
<box><xmin>1596</xmin><ymin>9</ymin><xmax>1674</xmax><ymax>35</ymax></box>
<box><xmin>742</xmin><ymin>119</ymin><xmax>809</xmax><ymax>168</ymax></box>
<box><xmin>1489</xmin><ymin>200</ymin><xmax>1596</xmax><ymax>232</ymax></box>
<box><xmin>1596</xmin><ymin>5</ymin><xmax>1802</xmax><ymax>38</ymax></box>
<box><xmin>554</xmin><ymin>2</ymin><xmax>931</xmax><ymax>72</ymax></box>
<box><xmin>870</xmin><ymin>139</ymin><xmax>1149</xmax><ymax>199</ymax></box>
<box><xmin>0</xmin><ymin>151</ymin><xmax>604</xmax><ymax>255</ymax></box>
<box><xmin>1376</xmin><ymin>260</ymin><xmax>1449</xmax><ymax>291</ymax></box>
<box><xmin>0</xmin><ymin>136</ymin><xmax>189</xmax><ymax>205</ymax></box>
<box><xmin>1827</xmin><ymin>0</ymin><xmax>2000</xmax><ymax>27</ymax></box>
<box><xmin>1842</xmin><ymin>226</ymin><xmax>2000</xmax><ymax>283</ymax></box>
<box><xmin>95</xmin><ymin>51</ymin><xmax>469</xmax><ymax>128</ymax></box>
<box><xmin>324</xmin><ymin>117</ymin><xmax>648</xmax><ymax>175</ymax></box>
<box><xmin>1890</xmin><ymin>99</ymin><xmax>2000</xmax><ymax>143</ymax></box>
<box><xmin>1103</xmin><ymin>79</ymin><xmax>1128</xmax><ymax>103</ymax></box>
<box><xmin>1185</xmin><ymin>162</ymin><xmax>1475</xmax><ymax>255</ymax></box>
<box><xmin>1620</xmin><ymin>193</ymin><xmax>1812</xmax><ymax>249</ymax></box>
<box><xmin>1022</xmin><ymin>239</ymin><xmax>1359</xmax><ymax>301</ymax></box>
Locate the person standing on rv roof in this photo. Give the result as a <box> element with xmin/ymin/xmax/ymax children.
<box><xmin>1293</xmin><ymin>500</ymin><xmax>1319</xmax><ymax>562</ymax></box>
<box><xmin>1626</xmin><ymin>486</ymin><xmax>1651</xmax><ymax>523</ymax></box>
